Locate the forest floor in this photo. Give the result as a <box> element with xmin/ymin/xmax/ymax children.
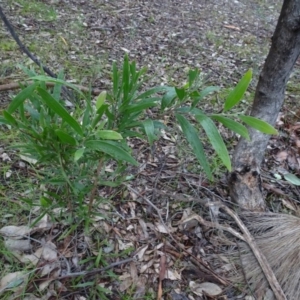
<box><xmin>1</xmin><ymin>0</ymin><xmax>300</xmax><ymax>299</ymax></box>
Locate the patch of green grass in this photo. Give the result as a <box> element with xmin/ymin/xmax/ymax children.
<box><xmin>13</xmin><ymin>0</ymin><xmax>57</xmax><ymax>21</ymax></box>
<box><xmin>0</xmin><ymin>40</ymin><xmax>17</xmax><ymax>52</ymax></box>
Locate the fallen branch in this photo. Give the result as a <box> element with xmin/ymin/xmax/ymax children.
<box><xmin>0</xmin><ymin>81</ymin><xmax>102</xmax><ymax>96</ymax></box>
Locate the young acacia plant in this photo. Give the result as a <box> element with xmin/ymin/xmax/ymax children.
<box><xmin>160</xmin><ymin>68</ymin><xmax>277</xmax><ymax>180</ymax></box>
<box><xmin>0</xmin><ymin>56</ymin><xmax>277</xmax><ymax>222</ymax></box>
<box><xmin>0</xmin><ymin>58</ymin><xmax>162</xmax><ymax>221</ymax></box>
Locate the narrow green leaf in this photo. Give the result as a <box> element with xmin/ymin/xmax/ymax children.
<box><xmin>191</xmin><ymin>86</ymin><xmax>220</xmax><ymax>108</ymax></box>
<box><xmin>122</xmin><ymin>54</ymin><xmax>130</xmax><ymax>104</ymax></box>
<box><xmin>238</xmin><ymin>115</ymin><xmax>278</xmax><ymax>134</ymax></box>
<box><xmin>7</xmin><ymin>83</ymin><xmax>38</xmax><ymax>113</ymax></box>
<box><xmin>135</xmin><ymin>86</ymin><xmax>168</xmax><ymax>100</ymax></box>
<box><xmin>37</xmin><ymin>88</ymin><xmax>83</xmax><ymax>136</ymax></box>
<box><xmin>0</xmin><ymin>116</ymin><xmax>12</xmax><ymax>125</ymax></box>
<box><xmin>30</xmin><ymin>75</ymin><xmax>84</xmax><ymax>96</ymax></box>
<box><xmin>175</xmin><ymin>87</ymin><xmax>186</xmax><ymax>101</ymax></box>
<box><xmin>55</xmin><ymin>129</ymin><xmax>77</xmax><ymax>145</ymax></box>
<box><xmin>3</xmin><ymin>110</ymin><xmax>18</xmax><ymax>127</ymax></box>
<box><xmin>92</xmin><ymin>104</ymin><xmax>108</xmax><ymax>130</ymax></box>
<box><xmin>82</xmin><ymin>103</ymin><xmax>91</xmax><ymax>130</ymax></box>
<box><xmin>122</xmin><ymin>98</ymin><xmax>158</xmax><ymax>114</ymax></box>
<box><xmin>211</xmin><ymin>115</ymin><xmax>250</xmax><ymax>140</ymax></box>
<box><xmin>195</xmin><ymin>114</ymin><xmax>231</xmax><ymax>171</ymax></box>
<box><xmin>176</xmin><ymin>114</ymin><xmax>212</xmax><ymax>180</ymax></box>
<box><xmin>188</xmin><ymin>69</ymin><xmax>199</xmax><ymax>88</ymax></box>
<box><xmin>112</xmin><ymin>61</ymin><xmax>119</xmax><ymax>98</ymax></box>
<box><xmin>142</xmin><ymin>119</ymin><xmax>156</xmax><ymax>145</ymax></box>
<box><xmin>96</xmin><ymin>130</ymin><xmax>123</xmax><ymax>140</ymax></box>
<box><xmin>96</xmin><ymin>91</ymin><xmax>107</xmax><ymax>109</ymax></box>
<box><xmin>224</xmin><ymin>69</ymin><xmax>252</xmax><ymax>112</ymax></box>
<box><xmin>40</xmin><ymin>196</ymin><xmax>52</xmax><ymax>207</ymax></box>
<box><xmin>74</xmin><ymin>148</ymin><xmax>85</xmax><ymax>161</ymax></box>
<box><xmin>52</xmin><ymin>70</ymin><xmax>64</xmax><ymax>100</ymax></box>
<box><xmin>85</xmin><ymin>140</ymin><xmax>138</xmax><ymax>166</ymax></box>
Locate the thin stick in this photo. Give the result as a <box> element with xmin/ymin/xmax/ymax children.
<box><xmin>57</xmin><ymin>257</ymin><xmax>134</xmax><ymax>280</ymax></box>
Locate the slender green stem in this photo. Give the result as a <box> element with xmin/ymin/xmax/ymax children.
<box><xmin>88</xmin><ymin>157</ymin><xmax>104</xmax><ymax>213</ymax></box>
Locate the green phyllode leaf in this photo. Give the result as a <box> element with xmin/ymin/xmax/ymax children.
<box><xmin>195</xmin><ymin>114</ymin><xmax>232</xmax><ymax>171</ymax></box>
<box><xmin>142</xmin><ymin>119</ymin><xmax>156</xmax><ymax>145</ymax></box>
<box><xmin>37</xmin><ymin>87</ymin><xmax>83</xmax><ymax>136</ymax></box>
<box><xmin>84</xmin><ymin>140</ymin><xmax>138</xmax><ymax>166</ymax></box>
<box><xmin>211</xmin><ymin>115</ymin><xmax>250</xmax><ymax>140</ymax></box>
<box><xmin>238</xmin><ymin>115</ymin><xmax>278</xmax><ymax>134</ymax></box>
<box><xmin>176</xmin><ymin>114</ymin><xmax>212</xmax><ymax>180</ymax></box>
<box><xmin>224</xmin><ymin>69</ymin><xmax>252</xmax><ymax>112</ymax></box>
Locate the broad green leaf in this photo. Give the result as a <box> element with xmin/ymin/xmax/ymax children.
<box><xmin>74</xmin><ymin>148</ymin><xmax>85</xmax><ymax>161</ymax></box>
<box><xmin>238</xmin><ymin>115</ymin><xmax>278</xmax><ymax>134</ymax></box>
<box><xmin>7</xmin><ymin>83</ymin><xmax>38</xmax><ymax>113</ymax></box>
<box><xmin>176</xmin><ymin>114</ymin><xmax>212</xmax><ymax>180</ymax></box>
<box><xmin>211</xmin><ymin>115</ymin><xmax>250</xmax><ymax>140</ymax></box>
<box><xmin>161</xmin><ymin>87</ymin><xmax>177</xmax><ymax>110</ymax></box>
<box><xmin>224</xmin><ymin>69</ymin><xmax>252</xmax><ymax>112</ymax></box>
<box><xmin>284</xmin><ymin>173</ymin><xmax>300</xmax><ymax>186</ymax></box>
<box><xmin>188</xmin><ymin>69</ymin><xmax>199</xmax><ymax>88</ymax></box>
<box><xmin>195</xmin><ymin>114</ymin><xmax>231</xmax><ymax>171</ymax></box>
<box><xmin>85</xmin><ymin>140</ymin><xmax>138</xmax><ymax>166</ymax></box>
<box><xmin>55</xmin><ymin>129</ymin><xmax>77</xmax><ymax>145</ymax></box>
<box><xmin>96</xmin><ymin>130</ymin><xmax>123</xmax><ymax>140</ymax></box>
<box><xmin>30</xmin><ymin>75</ymin><xmax>84</xmax><ymax>97</ymax></box>
<box><xmin>96</xmin><ymin>91</ymin><xmax>107</xmax><ymax>109</ymax></box>
<box><xmin>191</xmin><ymin>86</ymin><xmax>220</xmax><ymax>108</ymax></box>
<box><xmin>175</xmin><ymin>87</ymin><xmax>186</xmax><ymax>101</ymax></box>
<box><xmin>37</xmin><ymin>88</ymin><xmax>83</xmax><ymax>136</ymax></box>
<box><xmin>142</xmin><ymin>119</ymin><xmax>156</xmax><ymax>145</ymax></box>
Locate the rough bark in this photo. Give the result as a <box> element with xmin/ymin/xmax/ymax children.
<box><xmin>229</xmin><ymin>0</ymin><xmax>300</xmax><ymax>211</ymax></box>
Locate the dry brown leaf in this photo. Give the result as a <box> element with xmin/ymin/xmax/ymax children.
<box><xmin>135</xmin><ymin>245</ymin><xmax>148</xmax><ymax>261</ymax></box>
<box><xmin>0</xmin><ymin>271</ymin><xmax>28</xmax><ymax>294</ymax></box>
<box><xmin>0</xmin><ymin>225</ymin><xmax>31</xmax><ymax>239</ymax></box>
<box><xmin>5</xmin><ymin>238</ymin><xmax>31</xmax><ymax>251</ymax></box>
<box><xmin>140</xmin><ymin>259</ymin><xmax>155</xmax><ymax>273</ymax></box>
<box><xmin>41</xmin><ymin>241</ymin><xmax>57</xmax><ymax>261</ymax></box>
<box><xmin>223</xmin><ymin>24</ymin><xmax>241</xmax><ymax>31</ymax></box>
<box><xmin>189</xmin><ymin>281</ymin><xmax>222</xmax><ymax>297</ymax></box>
<box><xmin>275</xmin><ymin>150</ymin><xmax>288</xmax><ymax>162</ymax></box>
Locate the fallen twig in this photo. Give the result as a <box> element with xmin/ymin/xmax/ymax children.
<box><xmin>57</xmin><ymin>257</ymin><xmax>134</xmax><ymax>280</ymax></box>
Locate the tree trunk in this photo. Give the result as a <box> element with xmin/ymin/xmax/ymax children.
<box><xmin>229</xmin><ymin>0</ymin><xmax>300</xmax><ymax>211</ymax></box>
